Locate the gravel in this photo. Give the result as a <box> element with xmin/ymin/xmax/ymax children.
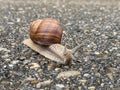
<box><xmin>0</xmin><ymin>0</ymin><xmax>120</xmax><ymax>90</ymax></box>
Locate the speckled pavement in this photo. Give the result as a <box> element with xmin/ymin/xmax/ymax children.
<box><xmin>0</xmin><ymin>0</ymin><xmax>120</xmax><ymax>90</ymax></box>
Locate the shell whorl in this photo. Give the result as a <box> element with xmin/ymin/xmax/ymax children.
<box><xmin>30</xmin><ymin>18</ymin><xmax>63</xmax><ymax>45</ymax></box>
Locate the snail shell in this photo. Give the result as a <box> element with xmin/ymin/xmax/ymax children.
<box><xmin>30</xmin><ymin>18</ymin><xmax>63</xmax><ymax>46</ymax></box>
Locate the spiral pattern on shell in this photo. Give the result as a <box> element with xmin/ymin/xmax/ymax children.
<box><xmin>30</xmin><ymin>18</ymin><xmax>63</xmax><ymax>45</ymax></box>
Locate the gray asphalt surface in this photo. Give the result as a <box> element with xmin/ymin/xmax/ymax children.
<box><xmin>0</xmin><ymin>0</ymin><xmax>120</xmax><ymax>90</ymax></box>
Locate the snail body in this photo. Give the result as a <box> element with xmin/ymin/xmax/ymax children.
<box><xmin>30</xmin><ymin>18</ymin><xmax>63</xmax><ymax>46</ymax></box>
<box><xmin>23</xmin><ymin>39</ymin><xmax>72</xmax><ymax>65</ymax></box>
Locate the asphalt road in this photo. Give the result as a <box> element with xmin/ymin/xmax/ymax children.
<box><xmin>0</xmin><ymin>0</ymin><xmax>120</xmax><ymax>90</ymax></box>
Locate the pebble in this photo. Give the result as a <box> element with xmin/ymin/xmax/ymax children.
<box><xmin>13</xmin><ymin>71</ymin><xmax>24</xmax><ymax>77</ymax></box>
<box><xmin>116</xmin><ymin>53</ymin><xmax>120</xmax><ymax>57</ymax></box>
<box><xmin>88</xmin><ymin>86</ymin><xmax>95</xmax><ymax>90</ymax></box>
<box><xmin>55</xmin><ymin>68</ymin><xmax>61</xmax><ymax>71</ymax></box>
<box><xmin>78</xmin><ymin>86</ymin><xmax>82</xmax><ymax>90</ymax></box>
<box><xmin>23</xmin><ymin>59</ymin><xmax>31</xmax><ymax>65</ymax></box>
<box><xmin>113</xmin><ymin>31</ymin><xmax>117</xmax><ymax>36</ymax></box>
<box><xmin>106</xmin><ymin>73</ymin><xmax>113</xmax><ymax>80</ymax></box>
<box><xmin>57</xmin><ymin>71</ymin><xmax>80</xmax><ymax>78</ymax></box>
<box><xmin>95</xmin><ymin>73</ymin><xmax>101</xmax><ymax>77</ymax></box>
<box><xmin>83</xmin><ymin>73</ymin><xmax>91</xmax><ymax>77</ymax></box>
<box><xmin>36</xmin><ymin>80</ymin><xmax>53</xmax><ymax>88</ymax></box>
<box><xmin>110</xmin><ymin>85</ymin><xmax>114</xmax><ymax>88</ymax></box>
<box><xmin>55</xmin><ymin>84</ymin><xmax>65</xmax><ymax>89</ymax></box>
<box><xmin>30</xmin><ymin>79</ymin><xmax>38</xmax><ymax>84</ymax></box>
<box><xmin>0</xmin><ymin>47</ymin><xmax>10</xmax><ymax>52</ymax></box>
<box><xmin>8</xmin><ymin>64</ymin><xmax>14</xmax><ymax>69</ymax></box>
<box><xmin>107</xmin><ymin>67</ymin><xmax>118</xmax><ymax>71</ymax></box>
<box><xmin>94</xmin><ymin>51</ymin><xmax>100</xmax><ymax>55</ymax></box>
<box><xmin>19</xmin><ymin>56</ymin><xmax>26</xmax><ymax>61</ymax></box>
<box><xmin>3</xmin><ymin>58</ymin><xmax>11</xmax><ymax>62</ymax></box>
<box><xmin>24</xmin><ymin>77</ymin><xmax>37</xmax><ymax>83</ymax></box>
<box><xmin>79</xmin><ymin>79</ymin><xmax>87</xmax><ymax>85</ymax></box>
<box><xmin>11</xmin><ymin>60</ymin><xmax>19</xmax><ymax>65</ymax></box>
<box><xmin>16</xmin><ymin>18</ymin><xmax>21</xmax><ymax>22</ymax></box>
<box><xmin>1</xmin><ymin>54</ymin><xmax>10</xmax><ymax>59</ymax></box>
<box><xmin>28</xmin><ymin>63</ymin><xmax>40</xmax><ymax>70</ymax></box>
<box><xmin>101</xmin><ymin>83</ymin><xmax>104</xmax><ymax>87</ymax></box>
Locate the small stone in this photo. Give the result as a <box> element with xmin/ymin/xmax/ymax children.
<box><xmin>97</xmin><ymin>53</ymin><xmax>107</xmax><ymax>57</ymax></box>
<box><xmin>29</xmin><ymin>63</ymin><xmax>40</xmax><ymax>70</ymax></box>
<box><xmin>55</xmin><ymin>84</ymin><xmax>65</xmax><ymax>89</ymax></box>
<box><xmin>105</xmin><ymin>25</ymin><xmax>111</xmax><ymax>29</ymax></box>
<box><xmin>83</xmin><ymin>29</ymin><xmax>89</xmax><ymax>34</ymax></box>
<box><xmin>13</xmin><ymin>71</ymin><xmax>24</xmax><ymax>77</ymax></box>
<box><xmin>36</xmin><ymin>80</ymin><xmax>52</xmax><ymax>88</ymax></box>
<box><xmin>16</xmin><ymin>18</ymin><xmax>21</xmax><ymax>22</ymax></box>
<box><xmin>1</xmin><ymin>54</ymin><xmax>10</xmax><ymax>59</ymax></box>
<box><xmin>113</xmin><ymin>31</ymin><xmax>117</xmax><ymax>36</ymax></box>
<box><xmin>3</xmin><ymin>59</ymin><xmax>11</xmax><ymax>62</ymax></box>
<box><xmin>64</xmin><ymin>88</ymin><xmax>70</xmax><ymax>90</ymax></box>
<box><xmin>24</xmin><ymin>77</ymin><xmax>37</xmax><ymax>83</ymax></box>
<box><xmin>83</xmin><ymin>56</ymin><xmax>89</xmax><ymax>62</ymax></box>
<box><xmin>30</xmin><ymin>79</ymin><xmax>39</xmax><ymax>84</ymax></box>
<box><xmin>0</xmin><ymin>47</ymin><xmax>10</xmax><ymax>52</ymax></box>
<box><xmin>88</xmin><ymin>86</ymin><xmax>95</xmax><ymax>90</ymax></box>
<box><xmin>110</xmin><ymin>47</ymin><xmax>118</xmax><ymax>52</ymax></box>
<box><xmin>55</xmin><ymin>68</ymin><xmax>61</xmax><ymax>71</ymax></box>
<box><xmin>23</xmin><ymin>59</ymin><xmax>31</xmax><ymax>65</ymax></box>
<box><xmin>19</xmin><ymin>56</ymin><xmax>26</xmax><ymax>61</ymax></box>
<box><xmin>8</xmin><ymin>64</ymin><xmax>14</xmax><ymax>69</ymax></box>
<box><xmin>95</xmin><ymin>73</ymin><xmax>101</xmax><ymax>77</ymax></box>
<box><xmin>36</xmin><ymin>83</ymin><xmax>41</xmax><ymax>88</ymax></box>
<box><xmin>79</xmin><ymin>79</ymin><xmax>87</xmax><ymax>85</ymax></box>
<box><xmin>11</xmin><ymin>60</ymin><xmax>19</xmax><ymax>65</ymax></box>
<box><xmin>117</xmin><ymin>53</ymin><xmax>120</xmax><ymax>57</ymax></box>
<box><xmin>78</xmin><ymin>86</ymin><xmax>82</xmax><ymax>90</ymax></box>
<box><xmin>63</xmin><ymin>31</ymin><xmax>67</xmax><ymax>35</ymax></box>
<box><xmin>104</xmin><ymin>51</ymin><xmax>109</xmax><ymax>54</ymax></box>
<box><xmin>94</xmin><ymin>51</ymin><xmax>100</xmax><ymax>55</ymax></box>
<box><xmin>3</xmin><ymin>65</ymin><xmax>7</xmax><ymax>68</ymax></box>
<box><xmin>106</xmin><ymin>73</ymin><xmax>113</xmax><ymax>80</ymax></box>
<box><xmin>57</xmin><ymin>71</ymin><xmax>80</xmax><ymax>78</ymax></box>
<box><xmin>107</xmin><ymin>67</ymin><xmax>118</xmax><ymax>71</ymax></box>
<box><xmin>64</xmin><ymin>66</ymin><xmax>69</xmax><ymax>69</ymax></box>
<box><xmin>18</xmin><ymin>8</ymin><xmax>23</xmax><ymax>11</ymax></box>
<box><xmin>83</xmin><ymin>73</ymin><xmax>91</xmax><ymax>77</ymax></box>
<box><xmin>7</xmin><ymin>22</ymin><xmax>14</xmax><ymax>25</ymax></box>
<box><xmin>113</xmin><ymin>87</ymin><xmax>120</xmax><ymax>90</ymax></box>
<box><xmin>101</xmin><ymin>83</ymin><xmax>104</xmax><ymax>87</ymax></box>
<box><xmin>110</xmin><ymin>85</ymin><xmax>114</xmax><ymax>88</ymax></box>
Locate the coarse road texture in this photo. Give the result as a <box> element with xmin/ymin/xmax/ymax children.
<box><xmin>0</xmin><ymin>0</ymin><xmax>120</xmax><ymax>90</ymax></box>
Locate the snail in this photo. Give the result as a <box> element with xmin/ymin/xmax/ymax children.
<box><xmin>23</xmin><ymin>18</ymin><xmax>87</xmax><ymax>65</ymax></box>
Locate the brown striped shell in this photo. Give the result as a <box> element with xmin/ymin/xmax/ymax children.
<box><xmin>30</xmin><ymin>18</ymin><xmax>63</xmax><ymax>46</ymax></box>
